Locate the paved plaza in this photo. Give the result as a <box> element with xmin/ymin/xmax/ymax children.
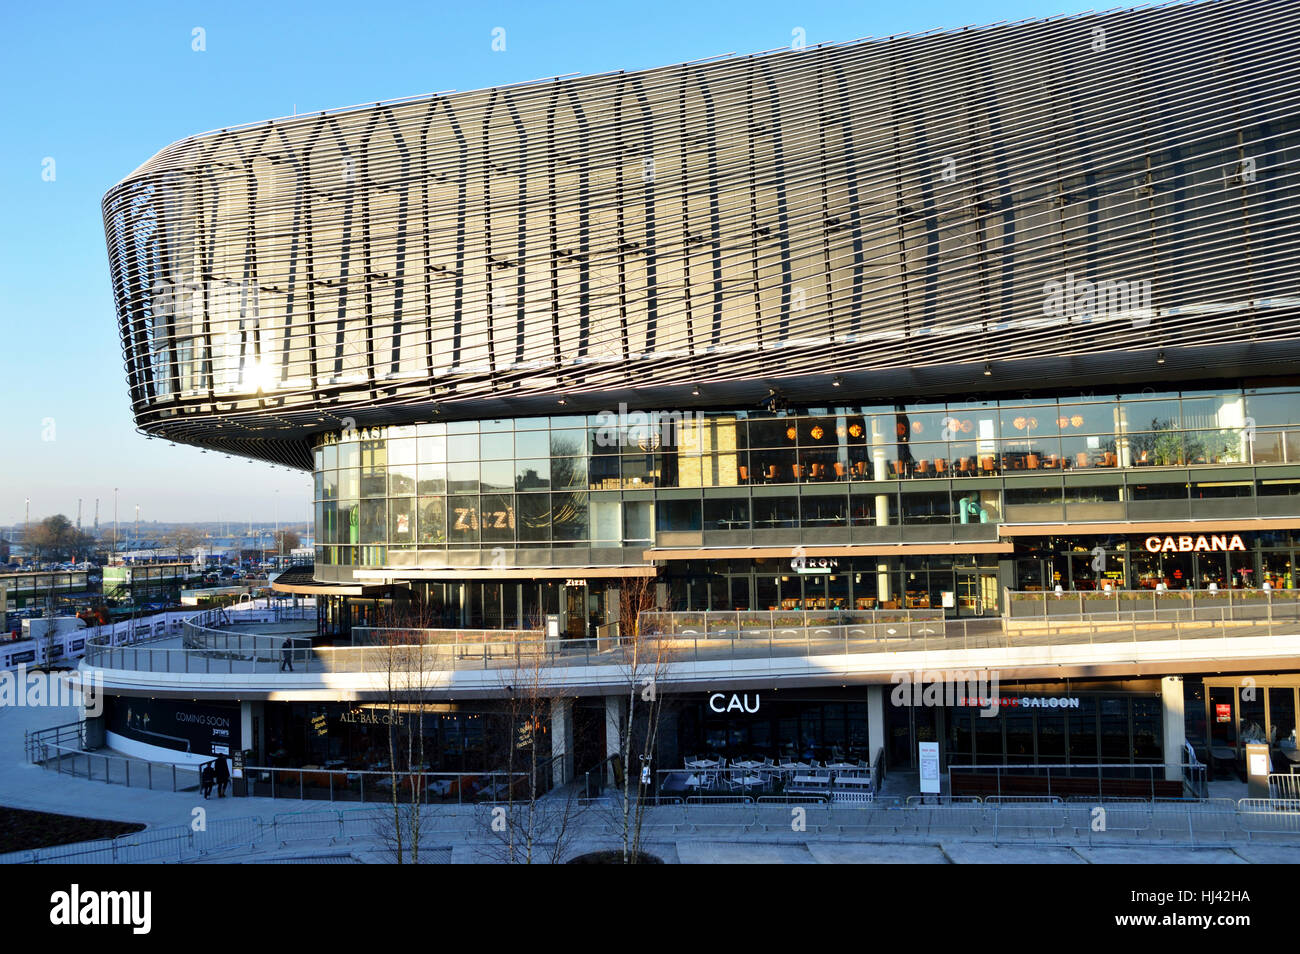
<box><xmin>4</xmin><ymin>702</ymin><xmax>1300</xmax><ymax>864</ymax></box>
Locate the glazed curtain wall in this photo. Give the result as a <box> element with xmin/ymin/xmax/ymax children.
<box><xmin>104</xmin><ymin>1</ymin><xmax>1300</xmax><ymax>467</ymax></box>
<box><xmin>311</xmin><ymin>386</ymin><xmax>1300</xmax><ymax>567</ymax></box>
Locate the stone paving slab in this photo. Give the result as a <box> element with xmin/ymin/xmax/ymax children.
<box><xmin>1071</xmin><ymin>846</ymin><xmax>1248</xmax><ymax>864</ymax></box>
<box><xmin>675</xmin><ymin>841</ymin><xmax>817</xmax><ymax>864</ymax></box>
<box><xmin>940</xmin><ymin>843</ymin><xmax>1085</xmax><ymax>864</ymax></box>
<box><xmin>1224</xmin><ymin>844</ymin><xmax>1300</xmax><ymax>864</ymax></box>
<box><xmin>807</xmin><ymin>842</ymin><xmax>948</xmax><ymax>863</ymax></box>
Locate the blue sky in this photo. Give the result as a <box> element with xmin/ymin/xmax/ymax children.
<box><xmin>0</xmin><ymin>0</ymin><xmax>1098</xmax><ymax>524</ymax></box>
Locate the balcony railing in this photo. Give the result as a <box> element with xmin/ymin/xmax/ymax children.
<box><xmin>1006</xmin><ymin>587</ymin><xmax>1300</xmax><ymax>620</ymax></box>
<box><xmin>82</xmin><ymin>591</ymin><xmax>1300</xmax><ymax>678</ymax></box>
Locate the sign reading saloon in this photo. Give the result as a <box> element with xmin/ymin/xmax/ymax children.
<box><xmin>958</xmin><ymin>696</ymin><xmax>1080</xmax><ymax>709</ymax></box>
<box><xmin>1143</xmin><ymin>534</ymin><xmax>1246</xmax><ymax>553</ymax></box>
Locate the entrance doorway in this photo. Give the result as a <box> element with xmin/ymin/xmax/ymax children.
<box><xmin>562</xmin><ymin>582</ymin><xmax>606</xmax><ymax>639</ymax></box>
<box><xmin>955</xmin><ymin>570</ymin><xmax>999</xmax><ymax>617</ymax></box>
<box><xmin>1207</xmin><ymin>686</ymin><xmax>1237</xmax><ymax>776</ymax></box>
<box><xmin>564</xmin><ymin>584</ymin><xmax>586</xmax><ymax>638</ymax></box>
<box><xmin>887</xmin><ymin>703</ymin><xmax>942</xmax><ymax>769</ymax></box>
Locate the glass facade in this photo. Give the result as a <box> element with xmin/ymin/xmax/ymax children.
<box><xmin>313</xmin><ymin>386</ymin><xmax>1300</xmax><ymax>568</ymax></box>
<box><xmin>1013</xmin><ymin>531</ymin><xmax>1300</xmax><ymax>591</ymax></box>
<box><xmin>945</xmin><ymin>693</ymin><xmax>1165</xmax><ymax>766</ymax></box>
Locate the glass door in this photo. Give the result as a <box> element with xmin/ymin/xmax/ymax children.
<box><xmin>1207</xmin><ymin>686</ymin><xmax>1238</xmax><ymax>774</ymax></box>
<box><xmin>564</xmin><ymin>583</ymin><xmax>587</xmax><ymax>638</ymax></box>
<box><xmin>956</xmin><ymin>570</ymin><xmax>998</xmax><ymax>617</ymax></box>
<box><xmin>955</xmin><ymin>570</ymin><xmax>980</xmax><ymax>617</ymax></box>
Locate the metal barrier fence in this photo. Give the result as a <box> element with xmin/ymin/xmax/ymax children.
<box><xmin>24</xmin><ymin>720</ymin><xmax>560</xmax><ymax>803</ymax></box>
<box><xmin>239</xmin><ymin>765</ymin><xmax>540</xmax><ymax>804</ymax></box>
<box><xmin>1269</xmin><ymin>773</ymin><xmax>1300</xmax><ymax>799</ymax></box>
<box><xmin>623</xmin><ymin>796</ymin><xmax>1300</xmax><ymax>846</ymax></box>
<box><xmin>4</xmin><ymin>796</ymin><xmax>1300</xmax><ymax>863</ymax></box>
<box><xmin>85</xmin><ymin>603</ymin><xmax>1300</xmax><ymax>678</ymax></box>
<box><xmin>639</xmin><ymin>609</ymin><xmax>945</xmax><ymax>636</ymax></box>
<box><xmin>351</xmin><ymin>626</ymin><xmax>543</xmax><ymax>646</ymax></box>
<box><xmin>28</xmin><ymin>738</ymin><xmax>203</xmax><ymax>793</ymax></box>
<box><xmin>0</xmin><ymin>805</ymin><xmax>464</xmax><ymax>865</ymax></box>
<box><xmin>1236</xmin><ymin>798</ymin><xmax>1300</xmax><ymax>836</ymax></box>
<box><xmin>1006</xmin><ymin>588</ymin><xmax>1300</xmax><ymax>621</ymax></box>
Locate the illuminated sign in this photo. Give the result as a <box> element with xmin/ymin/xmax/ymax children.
<box><xmin>709</xmin><ymin>692</ymin><xmax>760</xmax><ymax>714</ymax></box>
<box><xmin>1215</xmin><ymin>703</ymin><xmax>1232</xmax><ymax>723</ymax></box>
<box><xmin>791</xmin><ymin>556</ymin><xmax>838</xmax><ymax>574</ymax></box>
<box><xmin>1143</xmin><ymin>534</ymin><xmax>1246</xmax><ymax>554</ymax></box>
<box><xmin>339</xmin><ymin>706</ymin><xmax>405</xmax><ymax>726</ymax></box>
<box><xmin>958</xmin><ymin>696</ymin><xmax>1080</xmax><ymax>709</ymax></box>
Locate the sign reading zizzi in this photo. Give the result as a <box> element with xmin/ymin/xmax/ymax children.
<box><xmin>1143</xmin><ymin>534</ymin><xmax>1246</xmax><ymax>554</ymax></box>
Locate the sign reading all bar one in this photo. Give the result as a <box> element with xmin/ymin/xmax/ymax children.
<box><xmin>1143</xmin><ymin>534</ymin><xmax>1246</xmax><ymax>553</ymax></box>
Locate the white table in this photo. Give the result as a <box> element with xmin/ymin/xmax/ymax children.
<box><xmin>731</xmin><ymin>760</ymin><xmax>764</xmax><ymax>772</ymax></box>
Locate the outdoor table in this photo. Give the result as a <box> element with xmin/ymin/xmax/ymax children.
<box><xmin>731</xmin><ymin>760</ymin><xmax>764</xmax><ymax>771</ymax></box>
<box><xmin>734</xmin><ymin>775</ymin><xmax>764</xmax><ymax>789</ymax></box>
<box><xmin>685</xmin><ymin>759</ymin><xmax>719</xmax><ymax>770</ymax></box>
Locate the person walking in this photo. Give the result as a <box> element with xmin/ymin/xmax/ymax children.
<box><xmin>214</xmin><ymin>754</ymin><xmax>230</xmax><ymax>798</ymax></box>
<box><xmin>200</xmin><ymin>763</ymin><xmax>214</xmax><ymax>799</ymax></box>
<box><xmin>280</xmin><ymin>636</ymin><xmax>294</xmax><ymax>672</ymax></box>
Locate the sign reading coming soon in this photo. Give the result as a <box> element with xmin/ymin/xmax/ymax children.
<box><xmin>1143</xmin><ymin>534</ymin><xmax>1246</xmax><ymax>554</ymax></box>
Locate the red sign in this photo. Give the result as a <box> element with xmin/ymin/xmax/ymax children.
<box><xmin>1215</xmin><ymin>703</ymin><xmax>1232</xmax><ymax>723</ymax></box>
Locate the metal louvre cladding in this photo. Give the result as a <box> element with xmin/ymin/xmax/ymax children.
<box><xmin>103</xmin><ymin>1</ymin><xmax>1300</xmax><ymax>470</ymax></box>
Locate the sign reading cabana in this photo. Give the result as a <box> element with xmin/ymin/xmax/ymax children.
<box><xmin>1143</xmin><ymin>534</ymin><xmax>1246</xmax><ymax>553</ymax></box>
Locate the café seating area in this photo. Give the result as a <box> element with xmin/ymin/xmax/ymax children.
<box><xmin>672</xmin><ymin>755</ymin><xmax>876</xmax><ymax>801</ymax></box>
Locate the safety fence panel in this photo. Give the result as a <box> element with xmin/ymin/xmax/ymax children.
<box><xmin>1237</xmin><ymin>798</ymin><xmax>1300</xmax><ymax>836</ymax></box>
<box><xmin>112</xmin><ymin>826</ymin><xmax>193</xmax><ymax>864</ymax></box>
<box><xmin>272</xmin><ymin>810</ymin><xmax>342</xmax><ymax>845</ymax></box>
<box><xmin>193</xmin><ymin>816</ymin><xmax>263</xmax><ymax>855</ymax></box>
<box><xmin>992</xmin><ymin>803</ymin><xmax>1070</xmax><ymax>839</ymax></box>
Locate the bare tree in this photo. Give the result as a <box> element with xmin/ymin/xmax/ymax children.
<box><xmin>273</xmin><ymin>529</ymin><xmax>301</xmax><ymax>554</ymax></box>
<box><xmin>162</xmin><ymin>527</ymin><xmax>206</xmax><ymax>566</ymax></box>
<box><xmin>478</xmin><ymin>619</ymin><xmax>587</xmax><ymax>864</ymax></box>
<box><xmin>369</xmin><ymin>600</ymin><xmax>439</xmax><ymax>864</ymax></box>
<box><xmin>608</xmin><ymin>573</ymin><xmax>671</xmax><ymax>863</ymax></box>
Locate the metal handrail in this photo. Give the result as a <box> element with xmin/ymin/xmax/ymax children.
<box><xmin>84</xmin><ymin>611</ymin><xmax>1300</xmax><ymax>676</ymax></box>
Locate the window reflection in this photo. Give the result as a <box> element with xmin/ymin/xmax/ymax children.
<box><xmin>311</xmin><ymin>386</ymin><xmax>1300</xmax><ymax>565</ymax></box>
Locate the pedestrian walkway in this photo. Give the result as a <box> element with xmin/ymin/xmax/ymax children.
<box><xmin>0</xmin><ymin>703</ymin><xmax>286</xmax><ymax>828</ymax></box>
<box><xmin>4</xmin><ymin>704</ymin><xmax>1299</xmax><ymax>864</ymax></box>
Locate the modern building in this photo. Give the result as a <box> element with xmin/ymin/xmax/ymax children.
<box><xmin>101</xmin><ymin>563</ymin><xmax>196</xmax><ymax>605</ymax></box>
<box><xmin>95</xmin><ymin>2</ymin><xmax>1300</xmax><ymax>793</ymax></box>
